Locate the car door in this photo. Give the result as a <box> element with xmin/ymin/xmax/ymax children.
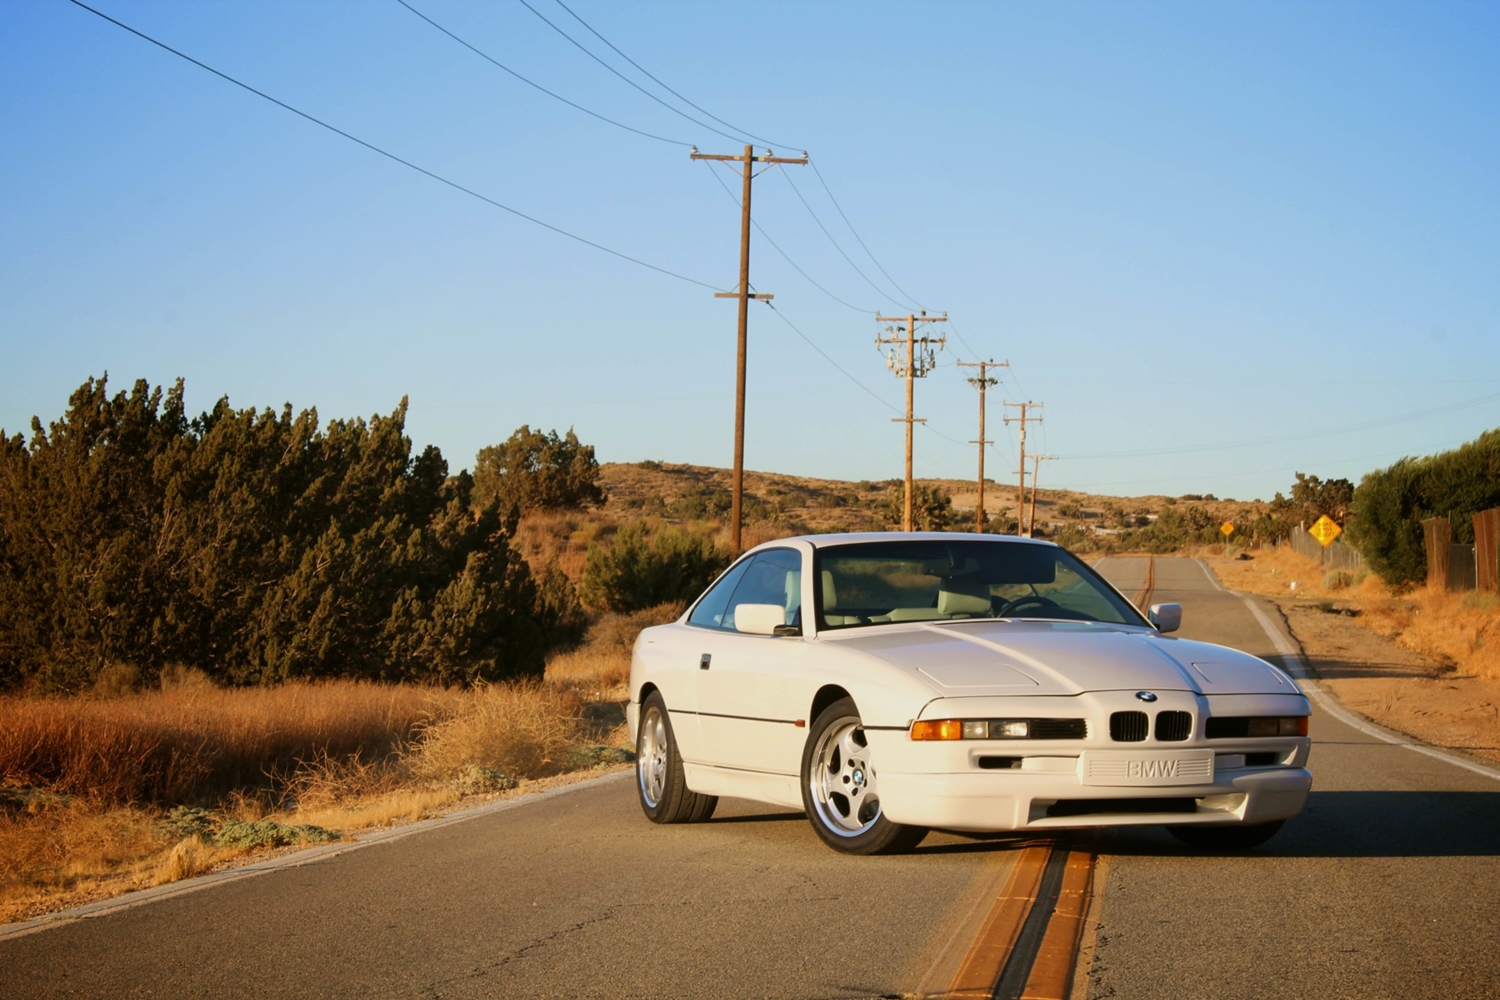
<box><xmin>694</xmin><ymin>546</ymin><xmax>816</xmax><ymax>775</ymax></box>
<box><xmin>661</xmin><ymin>556</ymin><xmax>755</xmax><ymax>761</ymax></box>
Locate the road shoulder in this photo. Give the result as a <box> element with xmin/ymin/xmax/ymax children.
<box><xmin>0</xmin><ymin>768</ymin><xmax>632</xmax><ymax>942</ymax></box>
<box><xmin>1197</xmin><ymin>558</ymin><xmax>1500</xmax><ymax>781</ymax></box>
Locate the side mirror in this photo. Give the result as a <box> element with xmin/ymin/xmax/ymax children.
<box><xmin>1148</xmin><ymin>603</ymin><xmax>1182</xmax><ymax>633</ymax></box>
<box><xmin>734</xmin><ymin>603</ymin><xmax>788</xmax><ymax>636</ymax></box>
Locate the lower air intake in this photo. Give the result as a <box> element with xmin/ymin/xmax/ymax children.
<box><xmin>1045</xmin><ymin>797</ymin><xmax>1197</xmax><ymax>817</ymax></box>
<box><xmin>1110</xmin><ymin>710</ymin><xmax>1149</xmax><ymax>742</ymax></box>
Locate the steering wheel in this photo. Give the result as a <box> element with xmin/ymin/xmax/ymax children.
<box><xmin>996</xmin><ymin>594</ymin><xmax>1061</xmax><ymax>617</ymax></box>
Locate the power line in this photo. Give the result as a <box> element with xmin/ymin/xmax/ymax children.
<box><xmin>395</xmin><ymin>0</ymin><xmax>691</xmax><ymax>147</ymax></box>
<box><xmin>944</xmin><ymin>318</ymin><xmax>988</xmax><ymax>370</ymax></box>
<box><xmin>479</xmin><ymin>0</ymin><xmax>937</xmax><ymax>334</ymax></box>
<box><xmin>758</xmin><ymin>301</ymin><xmax>968</xmax><ymax>448</ymax></box>
<box><xmin>807</xmin><ymin>157</ymin><xmax>926</xmax><ymax>311</ymax></box>
<box><xmin>1065</xmin><ymin>389</ymin><xmax>1500</xmax><ymax>460</ymax></box>
<box><xmin>513</xmin><ymin>0</ymin><xmax>747</xmax><ymax>146</ymax></box>
<box><xmin>783</xmin><ymin>169</ymin><xmax>908</xmax><ymax>309</ymax></box>
<box><xmin>533</xmin><ymin>0</ymin><xmax>934</xmax><ymax>332</ymax></box>
<box><xmin>1062</xmin><ymin>439</ymin><xmax>1480</xmax><ymax>492</ymax></box>
<box><xmin>67</xmin><ymin>0</ymin><xmax>721</xmax><ymax>292</ymax></box>
<box><xmin>702</xmin><ymin>162</ymin><xmax>877</xmax><ymax>313</ymax></box>
<box><xmin>550</xmin><ymin>0</ymin><xmax>798</xmax><ymax>151</ymax></box>
<box><xmin>759</xmin><ymin>301</ymin><xmax>898</xmax><ymax>413</ymax></box>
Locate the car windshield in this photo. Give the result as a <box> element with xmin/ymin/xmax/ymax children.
<box><xmin>814</xmin><ymin>539</ymin><xmax>1147</xmax><ymax>630</ymax></box>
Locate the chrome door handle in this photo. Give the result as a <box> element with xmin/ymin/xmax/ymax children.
<box><xmin>699</xmin><ymin>654</ymin><xmax>712</xmax><ymax>670</ymax></box>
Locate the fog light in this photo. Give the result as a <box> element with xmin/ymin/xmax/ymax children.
<box><xmin>993</xmin><ymin>720</ymin><xmax>1030</xmax><ymax>738</ymax></box>
<box><xmin>962</xmin><ymin>720</ymin><xmax>990</xmax><ymax>739</ymax></box>
<box><xmin>911</xmin><ymin>719</ymin><xmax>964</xmax><ymax>740</ymax></box>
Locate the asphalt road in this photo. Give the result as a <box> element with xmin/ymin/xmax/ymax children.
<box><xmin>0</xmin><ymin>757</ymin><xmax>1025</xmax><ymax>999</ymax></box>
<box><xmin>1089</xmin><ymin>556</ymin><xmax>1500</xmax><ymax>1000</ymax></box>
<box><xmin>4</xmin><ymin>557</ymin><xmax>1498</xmax><ymax>999</ymax></box>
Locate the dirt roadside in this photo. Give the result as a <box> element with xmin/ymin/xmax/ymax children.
<box><xmin>1203</xmin><ymin>551</ymin><xmax>1500</xmax><ymax>765</ymax></box>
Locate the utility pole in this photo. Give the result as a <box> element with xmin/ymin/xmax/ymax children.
<box><xmin>876</xmin><ymin>313</ymin><xmax>947</xmax><ymax>530</ymax></box>
<box><xmin>1028</xmin><ymin>454</ymin><xmax>1056</xmax><ymax>538</ymax></box>
<box><xmin>690</xmin><ymin>145</ymin><xmax>808</xmax><ymax>557</ymax></box>
<box><xmin>1003</xmin><ymin>401</ymin><xmax>1042</xmax><ymax>535</ymax></box>
<box><xmin>957</xmin><ymin>359</ymin><xmax>1009</xmax><ymax>533</ymax></box>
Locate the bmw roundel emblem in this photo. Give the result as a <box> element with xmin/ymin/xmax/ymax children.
<box><xmin>1135</xmin><ymin>691</ymin><xmax>1158</xmax><ymax>703</ymax></box>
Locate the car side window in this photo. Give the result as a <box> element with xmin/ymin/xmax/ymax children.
<box><xmin>721</xmin><ymin>548</ymin><xmax>802</xmax><ymax>632</ymax></box>
<box><xmin>686</xmin><ymin>558</ymin><xmax>752</xmax><ymax>630</ymax></box>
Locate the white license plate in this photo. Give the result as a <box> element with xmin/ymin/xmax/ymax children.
<box><xmin>1080</xmin><ymin>749</ymin><xmax>1214</xmax><ymax>786</ymax></box>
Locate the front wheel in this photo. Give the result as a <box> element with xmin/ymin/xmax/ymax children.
<box><xmin>1167</xmin><ymin>819</ymin><xmax>1284</xmax><ymax>851</ymax></box>
<box><xmin>636</xmin><ymin>691</ymin><xmax>717</xmax><ymax>824</ymax></box>
<box><xmin>800</xmin><ymin>697</ymin><xmax>927</xmax><ymax>855</ymax></box>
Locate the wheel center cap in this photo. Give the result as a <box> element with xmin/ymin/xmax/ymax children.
<box><xmin>852</xmin><ymin>768</ymin><xmax>865</xmax><ymax>785</ymax></box>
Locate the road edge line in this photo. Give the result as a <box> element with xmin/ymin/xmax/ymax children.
<box><xmin>0</xmin><ymin>769</ymin><xmax>632</xmax><ymax>943</ymax></box>
<box><xmin>1197</xmin><ymin>558</ymin><xmax>1500</xmax><ymax>784</ymax></box>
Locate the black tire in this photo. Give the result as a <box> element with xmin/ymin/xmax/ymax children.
<box><xmin>636</xmin><ymin>691</ymin><xmax>717</xmax><ymax>824</ymax></box>
<box><xmin>800</xmin><ymin>697</ymin><xmax>927</xmax><ymax>855</ymax></box>
<box><xmin>1167</xmin><ymin>819</ymin><xmax>1284</xmax><ymax>851</ymax></box>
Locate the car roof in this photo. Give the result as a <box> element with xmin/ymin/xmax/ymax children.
<box><xmin>746</xmin><ymin>531</ymin><xmax>1062</xmax><ymax>553</ymax></box>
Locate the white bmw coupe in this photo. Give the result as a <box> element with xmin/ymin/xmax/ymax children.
<box><xmin>628</xmin><ymin>533</ymin><xmax>1312</xmax><ymax>855</ymax></box>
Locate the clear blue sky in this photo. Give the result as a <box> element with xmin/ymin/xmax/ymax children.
<box><xmin>4</xmin><ymin>0</ymin><xmax>1497</xmax><ymax>503</ymax></box>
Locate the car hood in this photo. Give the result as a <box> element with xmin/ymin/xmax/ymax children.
<box><xmin>822</xmin><ymin>620</ymin><xmax>1299</xmax><ymax>697</ymax></box>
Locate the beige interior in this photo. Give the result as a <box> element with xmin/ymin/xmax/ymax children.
<box><xmin>937</xmin><ymin>576</ymin><xmax>994</xmax><ymax>616</ymax></box>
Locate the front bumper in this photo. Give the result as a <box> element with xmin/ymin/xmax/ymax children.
<box><xmin>869</xmin><ymin>690</ymin><xmax>1314</xmax><ymax>832</ymax></box>
<box><xmin>876</xmin><ymin>764</ymin><xmax>1311</xmax><ymax>832</ymax></box>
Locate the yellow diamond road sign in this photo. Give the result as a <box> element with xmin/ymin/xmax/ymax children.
<box><xmin>1220</xmin><ymin>522</ymin><xmax>1235</xmax><ymax>537</ymax></box>
<box><xmin>1309</xmin><ymin>515</ymin><xmax>1342</xmax><ymax>548</ymax></box>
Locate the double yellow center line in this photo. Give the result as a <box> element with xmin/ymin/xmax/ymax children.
<box><xmin>947</xmin><ymin>837</ymin><xmax>1097</xmax><ymax>1000</ymax></box>
<box><xmin>1135</xmin><ymin>555</ymin><xmax>1157</xmax><ymax>611</ymax></box>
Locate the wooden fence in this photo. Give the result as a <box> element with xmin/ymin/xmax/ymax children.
<box><xmin>1422</xmin><ymin>509</ymin><xmax>1500</xmax><ymax>593</ymax></box>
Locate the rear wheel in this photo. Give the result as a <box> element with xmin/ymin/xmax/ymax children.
<box><xmin>636</xmin><ymin>691</ymin><xmax>717</xmax><ymax>824</ymax></box>
<box><xmin>801</xmin><ymin>697</ymin><xmax>927</xmax><ymax>855</ymax></box>
<box><xmin>1167</xmin><ymin>819</ymin><xmax>1284</xmax><ymax>851</ymax></box>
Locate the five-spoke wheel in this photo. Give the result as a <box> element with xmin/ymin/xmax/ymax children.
<box><xmin>800</xmin><ymin>697</ymin><xmax>926</xmax><ymax>854</ymax></box>
<box><xmin>636</xmin><ymin>691</ymin><xmax>717</xmax><ymax>824</ymax></box>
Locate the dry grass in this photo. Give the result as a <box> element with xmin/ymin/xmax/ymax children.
<box><xmin>0</xmin><ymin>799</ymin><xmax>172</xmax><ymax>918</ymax></box>
<box><xmin>1205</xmin><ymin>545</ymin><xmax>1500</xmax><ymax>682</ymax></box>
<box><xmin>0</xmin><ymin>681</ymin><xmax>467</xmax><ymax>806</ymax></box>
<box><xmin>0</xmin><ymin>619</ymin><xmax>650</xmax><ymax>924</ymax></box>
<box><xmin>546</xmin><ymin>647</ymin><xmax>631</xmax><ymax>693</ymax></box>
<box><xmin>410</xmin><ymin>682</ymin><xmax>588</xmax><ymax>783</ymax></box>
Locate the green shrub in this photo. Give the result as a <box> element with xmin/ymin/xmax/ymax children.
<box><xmin>1117</xmin><ymin>504</ymin><xmax>1214</xmax><ymax>553</ymax></box>
<box><xmin>0</xmin><ymin>376</ymin><xmax>559</xmax><ymax>690</ymax></box>
<box><xmin>879</xmin><ymin>483</ymin><xmax>954</xmax><ymax>531</ymax></box>
<box><xmin>1347</xmin><ymin>429</ymin><xmax>1500</xmax><ymax>587</ymax></box>
<box><xmin>579</xmin><ymin>525</ymin><xmax>729</xmax><ymax>613</ymax></box>
<box><xmin>213</xmin><ymin>820</ymin><xmax>336</xmax><ymax>850</ymax></box>
<box><xmin>1324</xmin><ymin>570</ymin><xmax>1355</xmax><ymax>591</ymax></box>
<box><xmin>472</xmin><ymin>425</ymin><xmax>604</xmax><ymax>515</ymax></box>
<box><xmin>532</xmin><ymin>566</ymin><xmax>588</xmax><ymax>651</ymax></box>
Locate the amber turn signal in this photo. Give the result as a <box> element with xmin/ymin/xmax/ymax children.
<box><xmin>910</xmin><ymin>719</ymin><xmax>964</xmax><ymax>741</ymax></box>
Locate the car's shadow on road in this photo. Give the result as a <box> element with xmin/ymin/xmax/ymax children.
<box><xmin>703</xmin><ymin>810</ymin><xmax>805</xmax><ymax>825</ymax></box>
<box><xmin>702</xmin><ymin>792</ymin><xmax>1500</xmax><ymax>858</ymax></box>
<box><xmin>1103</xmin><ymin>790</ymin><xmax>1500</xmax><ymax>858</ymax></box>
